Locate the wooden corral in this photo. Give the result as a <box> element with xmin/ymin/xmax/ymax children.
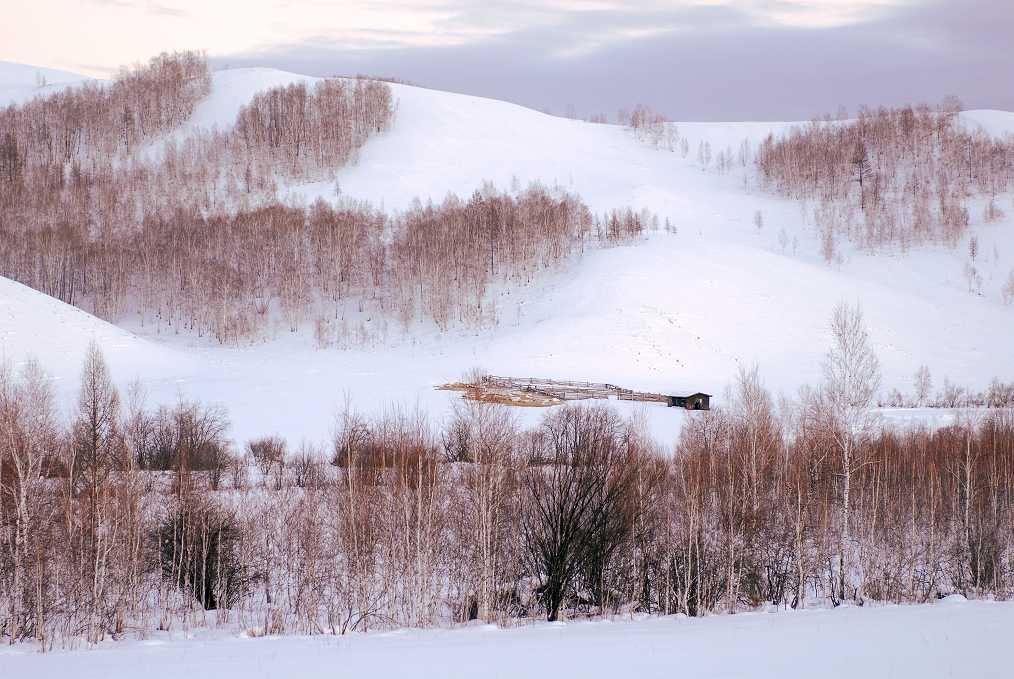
<box><xmin>440</xmin><ymin>376</ymin><xmax>711</xmax><ymax>410</ymax></box>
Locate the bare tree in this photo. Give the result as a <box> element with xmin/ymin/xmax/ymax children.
<box><xmin>1001</xmin><ymin>269</ymin><xmax>1014</xmax><ymax>306</ymax></box>
<box><xmin>822</xmin><ymin>301</ymin><xmax>881</xmax><ymax>603</ymax></box>
<box><xmin>0</xmin><ymin>359</ymin><xmax>59</xmax><ymax>643</ymax></box>
<box><xmin>522</xmin><ymin>405</ymin><xmax>636</xmax><ymax>621</ymax></box>
<box><xmin>914</xmin><ymin>365</ymin><xmax>933</xmax><ymax>406</ymax></box>
<box><xmin>247</xmin><ymin>436</ymin><xmax>287</xmax><ymax>489</ymax></box>
<box><xmin>449</xmin><ymin>401</ymin><xmax>520</xmax><ymax>621</ymax></box>
<box><xmin>69</xmin><ymin>342</ymin><xmax>122</xmax><ymax>643</ymax></box>
<box><xmin>851</xmin><ymin>141</ymin><xmax>873</xmax><ymax>210</ymax></box>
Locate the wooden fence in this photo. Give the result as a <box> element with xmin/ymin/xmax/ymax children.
<box><xmin>481</xmin><ymin>375</ymin><xmax>670</xmax><ymax>404</ymax></box>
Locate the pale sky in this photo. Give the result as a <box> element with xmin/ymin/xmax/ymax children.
<box><xmin>2</xmin><ymin>0</ymin><xmax>1010</xmax><ymax>120</ymax></box>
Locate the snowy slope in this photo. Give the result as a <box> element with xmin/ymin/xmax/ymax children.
<box><xmin>3</xmin><ymin>598</ymin><xmax>1012</xmax><ymax>678</ymax></box>
<box><xmin>2</xmin><ymin>66</ymin><xmax>1014</xmax><ymax>446</ymax></box>
<box><xmin>0</xmin><ymin>60</ymin><xmax>91</xmax><ymax>106</ymax></box>
<box><xmin>0</xmin><ymin>277</ymin><xmax>197</xmax><ymax>412</ymax></box>
<box><xmin>960</xmin><ymin>109</ymin><xmax>1014</xmax><ymax>138</ymax></box>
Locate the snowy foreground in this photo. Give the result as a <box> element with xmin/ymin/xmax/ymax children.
<box><xmin>2</xmin><ymin>599</ymin><xmax>1011</xmax><ymax>678</ymax></box>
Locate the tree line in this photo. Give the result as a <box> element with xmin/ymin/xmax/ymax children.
<box><xmin>756</xmin><ymin>100</ymin><xmax>1014</xmax><ymax>258</ymax></box>
<box><xmin>2</xmin><ymin>304</ymin><xmax>1013</xmax><ymax>647</ymax></box>
<box><xmin>1</xmin><ymin>181</ymin><xmax>643</xmax><ymax>343</ymax></box>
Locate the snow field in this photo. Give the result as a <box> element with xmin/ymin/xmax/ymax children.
<box><xmin>2</xmin><ymin>598</ymin><xmax>1011</xmax><ymax>679</ymax></box>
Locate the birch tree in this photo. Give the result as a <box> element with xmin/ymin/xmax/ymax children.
<box><xmin>822</xmin><ymin>301</ymin><xmax>880</xmax><ymax>603</ymax></box>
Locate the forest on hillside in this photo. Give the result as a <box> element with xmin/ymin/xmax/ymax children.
<box><xmin>757</xmin><ymin>102</ymin><xmax>1014</xmax><ymax>264</ymax></box>
<box><xmin>4</xmin><ymin>53</ymin><xmax>1014</xmax><ymax>344</ymax></box>
<box><xmin>0</xmin><ymin>52</ymin><xmax>652</xmax><ymax>343</ymax></box>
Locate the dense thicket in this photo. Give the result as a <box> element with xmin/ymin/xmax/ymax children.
<box><xmin>757</xmin><ymin>101</ymin><xmax>1014</xmax><ymax>256</ymax></box>
<box><xmin>3</xmin><ymin>336</ymin><xmax>1013</xmax><ymax>647</ymax></box>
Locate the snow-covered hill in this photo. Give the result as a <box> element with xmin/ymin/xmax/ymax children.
<box><xmin>0</xmin><ymin>60</ymin><xmax>92</xmax><ymax>105</ymax></box>
<box><xmin>2</xmin><ymin>66</ymin><xmax>1013</xmax><ymax>444</ymax></box>
<box><xmin>0</xmin><ymin>277</ymin><xmax>197</xmax><ymax>404</ymax></box>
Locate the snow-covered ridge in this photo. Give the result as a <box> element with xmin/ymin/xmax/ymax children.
<box><xmin>5</xmin><ymin>62</ymin><xmax>1012</xmax><ymax>141</ymax></box>
<box><xmin>0</xmin><ymin>60</ymin><xmax>94</xmax><ymax>106</ymax></box>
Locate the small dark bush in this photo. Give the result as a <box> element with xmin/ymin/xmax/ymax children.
<box><xmin>158</xmin><ymin>501</ymin><xmax>249</xmax><ymax>610</ymax></box>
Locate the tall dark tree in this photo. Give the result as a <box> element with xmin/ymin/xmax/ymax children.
<box><xmin>522</xmin><ymin>405</ymin><xmax>635</xmax><ymax>621</ymax></box>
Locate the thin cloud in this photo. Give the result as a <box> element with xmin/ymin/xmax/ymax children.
<box><xmin>6</xmin><ymin>1</ymin><xmax>1010</xmax><ymax>119</ymax></box>
<box><xmin>86</xmin><ymin>0</ymin><xmax>190</xmax><ymax>16</ymax></box>
<box><xmin>216</xmin><ymin>0</ymin><xmax>1013</xmax><ymax>120</ymax></box>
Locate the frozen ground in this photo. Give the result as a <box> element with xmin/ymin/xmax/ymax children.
<box><xmin>1</xmin><ymin>66</ymin><xmax>1013</xmax><ymax>447</ymax></box>
<box><xmin>2</xmin><ymin>598</ymin><xmax>1012</xmax><ymax>678</ymax></box>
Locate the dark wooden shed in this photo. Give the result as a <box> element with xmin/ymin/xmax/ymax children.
<box><xmin>667</xmin><ymin>393</ymin><xmax>711</xmax><ymax>410</ymax></box>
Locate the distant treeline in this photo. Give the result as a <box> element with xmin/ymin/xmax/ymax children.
<box><xmin>757</xmin><ymin>101</ymin><xmax>1014</xmax><ymax>258</ymax></box>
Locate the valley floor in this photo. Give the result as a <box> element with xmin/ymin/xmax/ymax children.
<box><xmin>3</xmin><ymin>598</ymin><xmax>1011</xmax><ymax>678</ymax></box>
